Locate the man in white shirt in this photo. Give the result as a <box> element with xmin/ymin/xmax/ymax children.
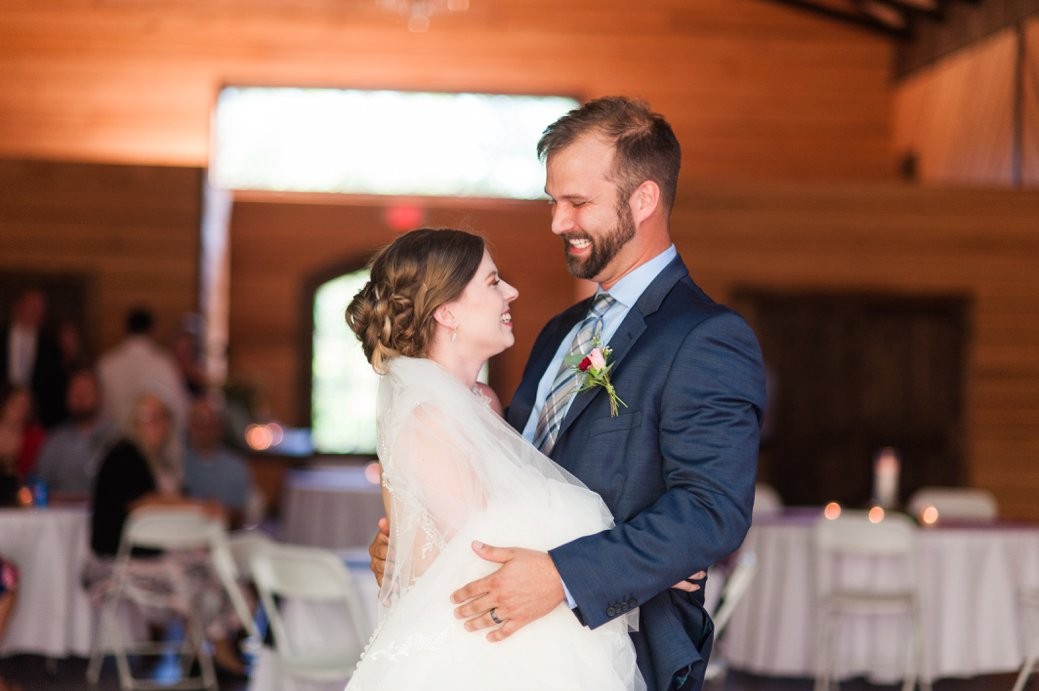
<box><xmin>97</xmin><ymin>307</ymin><xmax>188</xmax><ymax>438</ymax></box>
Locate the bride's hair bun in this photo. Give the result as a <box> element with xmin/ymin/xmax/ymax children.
<box><xmin>346</xmin><ymin>228</ymin><xmax>484</xmax><ymax>373</ymax></box>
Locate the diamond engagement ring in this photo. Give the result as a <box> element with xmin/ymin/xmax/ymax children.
<box><xmin>489</xmin><ymin>608</ymin><xmax>503</xmax><ymax>625</ymax></box>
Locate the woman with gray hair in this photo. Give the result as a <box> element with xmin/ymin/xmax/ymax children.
<box><xmin>82</xmin><ymin>391</ymin><xmax>246</xmax><ymax>677</ymax></box>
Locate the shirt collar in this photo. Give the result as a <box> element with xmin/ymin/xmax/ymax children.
<box><xmin>597</xmin><ymin>244</ymin><xmax>677</xmax><ymax>308</ymax></box>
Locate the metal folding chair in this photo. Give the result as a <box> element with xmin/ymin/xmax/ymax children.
<box><xmin>86</xmin><ymin>507</ymin><xmax>251</xmax><ymax>690</ymax></box>
<box><xmin>812</xmin><ymin>510</ymin><xmax>930</xmax><ymax>691</ymax></box>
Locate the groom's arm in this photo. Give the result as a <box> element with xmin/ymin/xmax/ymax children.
<box><xmin>452</xmin><ymin>311</ymin><xmax>764</xmax><ymax>637</ymax></box>
<box><xmin>450</xmin><ymin>540</ymin><xmax>706</xmax><ymax>641</ymax></box>
<box><xmin>552</xmin><ymin>311</ymin><xmax>764</xmax><ymax>628</ymax></box>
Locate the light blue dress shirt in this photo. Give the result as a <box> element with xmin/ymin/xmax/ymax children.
<box><xmin>520</xmin><ymin>244</ymin><xmax>678</xmax><ymax>441</ymax></box>
<box><xmin>517</xmin><ymin>244</ymin><xmax>678</xmax><ymax>610</ymax></box>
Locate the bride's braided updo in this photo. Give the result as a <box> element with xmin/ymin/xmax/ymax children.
<box><xmin>346</xmin><ymin>228</ymin><xmax>485</xmax><ymax>373</ymax></box>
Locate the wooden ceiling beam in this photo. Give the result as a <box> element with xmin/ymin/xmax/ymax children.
<box><xmin>762</xmin><ymin>0</ymin><xmax>911</xmax><ymax>36</ymax></box>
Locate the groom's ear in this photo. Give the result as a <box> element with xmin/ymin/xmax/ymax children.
<box><xmin>630</xmin><ymin>180</ymin><xmax>660</xmax><ymax>226</ymax></box>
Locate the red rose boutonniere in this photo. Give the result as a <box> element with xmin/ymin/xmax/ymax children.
<box><xmin>566</xmin><ymin>340</ymin><xmax>626</xmax><ymax>417</ymax></box>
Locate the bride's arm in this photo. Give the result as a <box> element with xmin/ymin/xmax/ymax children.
<box><xmin>383</xmin><ymin>403</ymin><xmax>487</xmax><ymax>585</ymax></box>
<box><xmin>403</xmin><ymin>404</ymin><xmax>487</xmax><ymax>535</ymax></box>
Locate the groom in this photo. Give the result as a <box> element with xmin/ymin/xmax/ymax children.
<box><xmin>449</xmin><ymin>96</ymin><xmax>766</xmax><ymax>691</ymax></box>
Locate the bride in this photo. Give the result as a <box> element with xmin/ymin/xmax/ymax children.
<box><xmin>344</xmin><ymin>228</ymin><xmax>644</xmax><ymax>690</ymax></box>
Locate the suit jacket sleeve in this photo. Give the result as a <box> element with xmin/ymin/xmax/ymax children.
<box><xmin>548</xmin><ymin>308</ymin><xmax>765</xmax><ymax>629</ymax></box>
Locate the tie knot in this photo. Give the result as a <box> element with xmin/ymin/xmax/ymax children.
<box><xmin>590</xmin><ymin>293</ymin><xmax>615</xmax><ymax>319</ymax></box>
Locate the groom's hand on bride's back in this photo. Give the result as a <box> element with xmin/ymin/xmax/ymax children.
<box><xmin>672</xmin><ymin>570</ymin><xmax>706</xmax><ymax>593</ymax></box>
<box><xmin>369</xmin><ymin>517</ymin><xmax>390</xmax><ymax>586</ymax></box>
<box><xmin>450</xmin><ymin>541</ymin><xmax>564</xmax><ymax>642</ymax></box>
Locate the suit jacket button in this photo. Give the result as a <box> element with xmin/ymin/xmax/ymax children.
<box><xmin>606</xmin><ymin>606</ymin><xmax>617</xmax><ymax>617</ymax></box>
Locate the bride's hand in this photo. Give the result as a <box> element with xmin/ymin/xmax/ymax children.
<box><xmin>672</xmin><ymin>570</ymin><xmax>707</xmax><ymax>592</ymax></box>
<box><xmin>369</xmin><ymin>517</ymin><xmax>390</xmax><ymax>586</ymax></box>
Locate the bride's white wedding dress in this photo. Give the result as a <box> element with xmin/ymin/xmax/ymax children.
<box><xmin>345</xmin><ymin>357</ymin><xmax>643</xmax><ymax>691</ymax></box>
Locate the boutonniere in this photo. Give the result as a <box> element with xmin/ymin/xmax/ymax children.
<box><xmin>565</xmin><ymin>340</ymin><xmax>627</xmax><ymax>417</ymax></box>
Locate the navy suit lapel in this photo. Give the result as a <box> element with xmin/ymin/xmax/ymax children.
<box><xmin>554</xmin><ymin>257</ymin><xmax>690</xmax><ymax>440</ymax></box>
<box><xmin>506</xmin><ymin>300</ymin><xmax>591</xmax><ymax>433</ymax></box>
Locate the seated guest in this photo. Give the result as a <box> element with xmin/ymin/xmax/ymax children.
<box><xmin>35</xmin><ymin>365</ymin><xmax>118</xmax><ymax>500</ymax></box>
<box><xmin>0</xmin><ymin>553</ymin><xmax>17</xmax><ymax>691</ymax></box>
<box><xmin>0</xmin><ymin>385</ymin><xmax>45</xmax><ymax>481</ymax></box>
<box><xmin>171</xmin><ymin>315</ymin><xmax>209</xmax><ymax>401</ymax></box>
<box><xmin>0</xmin><ymin>554</ymin><xmax>17</xmax><ymax>642</ymax></box>
<box><xmin>81</xmin><ymin>391</ymin><xmax>246</xmax><ymax>676</ymax></box>
<box><xmin>183</xmin><ymin>397</ymin><xmax>255</xmax><ymax>529</ymax></box>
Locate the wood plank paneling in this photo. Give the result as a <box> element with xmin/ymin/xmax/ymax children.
<box><xmin>674</xmin><ymin>181</ymin><xmax>1039</xmax><ymax>520</ymax></box>
<box><xmin>228</xmin><ymin>197</ymin><xmax>574</xmax><ymax>426</ymax></box>
<box><xmin>0</xmin><ymin>158</ymin><xmax>1034</xmax><ymax>519</ymax></box>
<box><xmin>223</xmin><ymin>180</ymin><xmax>1039</xmax><ymax>519</ymax></box>
<box><xmin>0</xmin><ymin>159</ymin><xmax>201</xmax><ymax>353</ymax></box>
<box><xmin>893</xmin><ymin>24</ymin><xmax>1037</xmax><ymax>186</ymax></box>
<box><xmin>0</xmin><ymin>0</ymin><xmax>894</xmax><ymax>179</ymax></box>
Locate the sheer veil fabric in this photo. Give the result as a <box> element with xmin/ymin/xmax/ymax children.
<box><xmin>345</xmin><ymin>356</ymin><xmax>644</xmax><ymax>691</ymax></box>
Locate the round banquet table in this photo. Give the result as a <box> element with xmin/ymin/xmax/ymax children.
<box><xmin>722</xmin><ymin>508</ymin><xmax>1039</xmax><ymax>682</ymax></box>
<box><xmin>0</xmin><ymin>505</ymin><xmax>95</xmax><ymax>657</ymax></box>
<box><xmin>279</xmin><ymin>465</ymin><xmax>384</xmax><ymax>550</ymax></box>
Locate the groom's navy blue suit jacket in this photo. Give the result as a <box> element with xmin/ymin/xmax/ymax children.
<box><xmin>505</xmin><ymin>256</ymin><xmax>765</xmax><ymax>691</ymax></box>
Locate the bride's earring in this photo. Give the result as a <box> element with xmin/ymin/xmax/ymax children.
<box><xmin>451</xmin><ymin>329</ymin><xmax>457</xmax><ymax>343</ymax></box>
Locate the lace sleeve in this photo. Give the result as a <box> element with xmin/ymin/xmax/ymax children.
<box><xmin>375</xmin><ymin>357</ymin><xmax>616</xmax><ymax>613</ymax></box>
<box><xmin>386</xmin><ymin>403</ymin><xmax>488</xmax><ymax>583</ymax></box>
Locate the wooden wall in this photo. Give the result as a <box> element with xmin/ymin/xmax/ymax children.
<box><xmin>673</xmin><ymin>182</ymin><xmax>1039</xmax><ymax>520</ymax></box>
<box><xmin>1</xmin><ymin>156</ymin><xmax>1036</xmax><ymax>519</ymax></box>
<box><xmin>0</xmin><ymin>0</ymin><xmax>895</xmax><ymax>181</ymax></box>
<box><xmin>893</xmin><ymin>20</ymin><xmax>1039</xmax><ymax>186</ymax></box>
<box><xmin>226</xmin><ymin>196</ymin><xmax>575</xmax><ymax>423</ymax></box>
<box><xmin>2</xmin><ymin>0</ymin><xmax>1036</xmax><ymax>520</ymax></box>
<box><xmin>227</xmin><ymin>182</ymin><xmax>1039</xmax><ymax>520</ymax></box>
<box><xmin>0</xmin><ymin>159</ymin><xmax>201</xmax><ymax>354</ymax></box>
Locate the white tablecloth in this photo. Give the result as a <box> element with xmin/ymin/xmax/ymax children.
<box><xmin>723</xmin><ymin>509</ymin><xmax>1039</xmax><ymax>681</ymax></box>
<box><xmin>280</xmin><ymin>466</ymin><xmax>384</xmax><ymax>550</ymax></box>
<box><xmin>0</xmin><ymin>505</ymin><xmax>95</xmax><ymax>657</ymax></box>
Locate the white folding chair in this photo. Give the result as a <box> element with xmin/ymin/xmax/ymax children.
<box><xmin>1012</xmin><ymin>587</ymin><xmax>1039</xmax><ymax>691</ymax></box>
<box><xmin>221</xmin><ymin>530</ymin><xmax>274</xmax><ymax>654</ymax></box>
<box><xmin>704</xmin><ymin>550</ymin><xmax>758</xmax><ymax>681</ymax></box>
<box><xmin>249</xmin><ymin>542</ymin><xmax>369</xmax><ymax>685</ymax></box>
<box><xmin>753</xmin><ymin>482</ymin><xmax>784</xmax><ymax>519</ymax></box>
<box><xmin>906</xmin><ymin>486</ymin><xmax>998</xmax><ymax>522</ymax></box>
<box><xmin>86</xmin><ymin>507</ymin><xmax>251</xmax><ymax>690</ymax></box>
<box><xmin>812</xmin><ymin>510</ymin><xmax>929</xmax><ymax>691</ymax></box>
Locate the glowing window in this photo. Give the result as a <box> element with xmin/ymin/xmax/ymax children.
<box><xmin>311</xmin><ymin>270</ymin><xmax>379</xmax><ymax>454</ymax></box>
<box><xmin>212</xmin><ymin>88</ymin><xmax>579</xmax><ymax>198</ymax></box>
<box><xmin>216</xmin><ymin>88</ymin><xmax>575</xmax><ymax>454</ymax></box>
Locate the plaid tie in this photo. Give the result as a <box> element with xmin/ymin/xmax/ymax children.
<box><xmin>533</xmin><ymin>293</ymin><xmax>616</xmax><ymax>454</ymax></box>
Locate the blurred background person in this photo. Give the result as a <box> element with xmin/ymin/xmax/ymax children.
<box><xmin>56</xmin><ymin>317</ymin><xmax>90</xmax><ymax>380</ymax></box>
<box><xmin>183</xmin><ymin>396</ymin><xmax>255</xmax><ymax>530</ymax></box>
<box><xmin>35</xmin><ymin>365</ymin><xmax>118</xmax><ymax>501</ymax></box>
<box><xmin>98</xmin><ymin>306</ymin><xmax>188</xmax><ymax>440</ymax></box>
<box><xmin>171</xmin><ymin>313</ymin><xmax>209</xmax><ymax>401</ymax></box>
<box><xmin>0</xmin><ymin>385</ymin><xmax>45</xmax><ymax>483</ymax></box>
<box><xmin>0</xmin><ymin>553</ymin><xmax>18</xmax><ymax>691</ymax></box>
<box><xmin>1</xmin><ymin>288</ymin><xmax>64</xmax><ymax>428</ymax></box>
<box><xmin>82</xmin><ymin>391</ymin><xmax>247</xmax><ymax>677</ymax></box>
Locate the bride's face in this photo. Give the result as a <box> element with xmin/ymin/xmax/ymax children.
<box><xmin>447</xmin><ymin>250</ymin><xmax>518</xmax><ymax>359</ymax></box>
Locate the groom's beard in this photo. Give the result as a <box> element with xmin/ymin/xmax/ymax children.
<box><xmin>563</xmin><ymin>206</ymin><xmax>637</xmax><ymax>281</ymax></box>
